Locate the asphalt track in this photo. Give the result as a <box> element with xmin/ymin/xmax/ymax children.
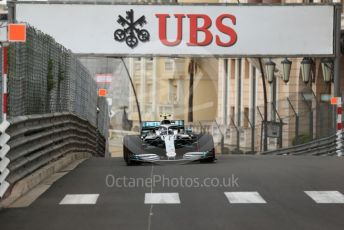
<box><xmin>0</xmin><ymin>155</ymin><xmax>344</xmax><ymax>230</ymax></box>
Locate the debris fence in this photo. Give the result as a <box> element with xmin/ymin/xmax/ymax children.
<box><xmin>3</xmin><ymin>25</ymin><xmax>108</xmax><ymax>136</ymax></box>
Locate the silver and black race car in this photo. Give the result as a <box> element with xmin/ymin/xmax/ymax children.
<box><xmin>123</xmin><ymin>116</ymin><xmax>215</xmax><ymax>165</ymax></box>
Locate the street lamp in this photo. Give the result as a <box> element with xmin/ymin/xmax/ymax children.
<box><xmin>265</xmin><ymin>59</ymin><xmax>276</xmax><ymax>84</ymax></box>
<box><xmin>258</xmin><ymin>58</ymin><xmax>268</xmax><ymax>152</ymax></box>
<box><xmin>281</xmin><ymin>58</ymin><xmax>292</xmax><ymax>83</ymax></box>
<box><xmin>321</xmin><ymin>58</ymin><xmax>333</xmax><ymax>83</ymax></box>
<box><xmin>301</xmin><ymin>57</ymin><xmax>313</xmax><ymax>84</ymax></box>
<box><xmin>120</xmin><ymin>58</ymin><xmax>142</xmax><ymax>128</ymax></box>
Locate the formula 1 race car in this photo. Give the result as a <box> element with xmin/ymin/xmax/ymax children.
<box><xmin>123</xmin><ymin>116</ymin><xmax>215</xmax><ymax>165</ymax></box>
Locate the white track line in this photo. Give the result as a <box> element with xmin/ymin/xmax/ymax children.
<box><xmin>305</xmin><ymin>191</ymin><xmax>344</xmax><ymax>204</ymax></box>
<box><xmin>224</xmin><ymin>192</ymin><xmax>267</xmax><ymax>204</ymax></box>
<box><xmin>147</xmin><ymin>165</ymin><xmax>154</xmax><ymax>230</ymax></box>
<box><xmin>145</xmin><ymin>193</ymin><xmax>180</xmax><ymax>204</ymax></box>
<box><xmin>59</xmin><ymin>194</ymin><xmax>99</xmax><ymax>205</ymax></box>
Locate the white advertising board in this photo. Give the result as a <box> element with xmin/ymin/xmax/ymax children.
<box><xmin>96</xmin><ymin>74</ymin><xmax>112</xmax><ymax>83</ymax></box>
<box><xmin>15</xmin><ymin>3</ymin><xmax>335</xmax><ymax>57</ymax></box>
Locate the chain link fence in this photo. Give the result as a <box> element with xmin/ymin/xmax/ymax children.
<box><xmin>97</xmin><ymin>97</ymin><xmax>110</xmax><ymax>137</ymax></box>
<box><xmin>5</xmin><ymin>25</ymin><xmax>109</xmax><ymax>136</ymax></box>
<box><xmin>187</xmin><ymin>89</ymin><xmax>337</xmax><ymax>154</ymax></box>
<box><xmin>0</xmin><ymin>46</ymin><xmax>2</xmax><ymax>123</ymax></box>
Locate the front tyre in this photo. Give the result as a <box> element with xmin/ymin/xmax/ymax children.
<box><xmin>123</xmin><ymin>143</ymin><xmax>133</xmax><ymax>166</ymax></box>
<box><xmin>123</xmin><ymin>135</ymin><xmax>143</xmax><ymax>166</ymax></box>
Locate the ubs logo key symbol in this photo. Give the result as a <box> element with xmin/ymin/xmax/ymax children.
<box><xmin>114</xmin><ymin>9</ymin><xmax>150</xmax><ymax>48</ymax></box>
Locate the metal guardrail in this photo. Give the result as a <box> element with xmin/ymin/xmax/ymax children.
<box><xmin>0</xmin><ymin>120</ymin><xmax>10</xmax><ymax>198</ymax></box>
<box><xmin>262</xmin><ymin>130</ymin><xmax>344</xmax><ymax>156</ymax></box>
<box><xmin>0</xmin><ymin>112</ymin><xmax>106</xmax><ymax>198</ymax></box>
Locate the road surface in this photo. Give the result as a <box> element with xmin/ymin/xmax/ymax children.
<box><xmin>0</xmin><ymin>155</ymin><xmax>344</xmax><ymax>230</ymax></box>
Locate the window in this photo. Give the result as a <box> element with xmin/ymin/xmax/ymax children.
<box><xmin>167</xmin><ymin>80</ymin><xmax>176</xmax><ymax>102</ymax></box>
<box><xmin>230</xmin><ymin>106</ymin><xmax>235</xmax><ymax>124</ymax></box>
<box><xmin>165</xmin><ymin>59</ymin><xmax>174</xmax><ymax>72</ymax></box>
<box><xmin>146</xmin><ymin>60</ymin><xmax>153</xmax><ymax>71</ymax></box>
<box><xmin>134</xmin><ymin>58</ymin><xmax>141</xmax><ymax>72</ymax></box>
<box><xmin>134</xmin><ymin>63</ymin><xmax>141</xmax><ymax>71</ymax></box>
<box><xmin>244</xmin><ymin>59</ymin><xmax>249</xmax><ymax>79</ymax></box>
<box><xmin>230</xmin><ymin>59</ymin><xmax>235</xmax><ymax>79</ymax></box>
<box><xmin>243</xmin><ymin>107</ymin><xmax>249</xmax><ymax>128</ymax></box>
<box><xmin>147</xmin><ymin>84</ymin><xmax>152</xmax><ymax>102</ymax></box>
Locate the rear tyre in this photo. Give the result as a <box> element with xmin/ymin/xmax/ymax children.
<box><xmin>198</xmin><ymin>133</ymin><xmax>216</xmax><ymax>163</ymax></box>
<box><xmin>201</xmin><ymin>149</ymin><xmax>215</xmax><ymax>163</ymax></box>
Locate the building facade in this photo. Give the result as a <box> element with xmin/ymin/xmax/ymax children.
<box><xmin>128</xmin><ymin>0</ymin><xmax>344</xmax><ymax>152</ymax></box>
<box><xmin>128</xmin><ymin>57</ymin><xmax>219</xmax><ymax>131</ymax></box>
<box><xmin>217</xmin><ymin>0</ymin><xmax>344</xmax><ymax>151</ymax></box>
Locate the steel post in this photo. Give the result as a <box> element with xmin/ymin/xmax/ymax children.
<box><xmin>287</xmin><ymin>97</ymin><xmax>299</xmax><ymax>142</ymax></box>
<box><xmin>333</xmin><ymin>4</ymin><xmax>342</xmax><ymax>98</ymax></box>
<box><xmin>250</xmin><ymin>66</ymin><xmax>256</xmax><ymax>153</ymax></box>
<box><xmin>259</xmin><ymin>58</ymin><xmax>268</xmax><ymax>151</ymax></box>
<box><xmin>120</xmin><ymin>58</ymin><xmax>142</xmax><ymax>129</ymax></box>
<box><xmin>333</xmin><ymin>5</ymin><xmax>342</xmax><ymax>131</ymax></box>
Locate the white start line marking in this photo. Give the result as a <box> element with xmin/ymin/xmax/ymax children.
<box><xmin>59</xmin><ymin>194</ymin><xmax>99</xmax><ymax>205</ymax></box>
<box><xmin>305</xmin><ymin>191</ymin><xmax>344</xmax><ymax>204</ymax></box>
<box><xmin>224</xmin><ymin>192</ymin><xmax>267</xmax><ymax>204</ymax></box>
<box><xmin>145</xmin><ymin>193</ymin><xmax>180</xmax><ymax>204</ymax></box>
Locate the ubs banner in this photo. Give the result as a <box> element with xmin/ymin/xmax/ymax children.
<box><xmin>15</xmin><ymin>3</ymin><xmax>335</xmax><ymax>57</ymax></box>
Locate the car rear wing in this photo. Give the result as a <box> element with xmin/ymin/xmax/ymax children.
<box><xmin>141</xmin><ymin>120</ymin><xmax>185</xmax><ymax>132</ymax></box>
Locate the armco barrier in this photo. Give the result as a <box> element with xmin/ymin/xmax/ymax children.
<box><xmin>262</xmin><ymin>130</ymin><xmax>344</xmax><ymax>156</ymax></box>
<box><xmin>0</xmin><ymin>112</ymin><xmax>105</xmax><ymax>198</ymax></box>
<box><xmin>0</xmin><ymin>120</ymin><xmax>10</xmax><ymax>198</ymax></box>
